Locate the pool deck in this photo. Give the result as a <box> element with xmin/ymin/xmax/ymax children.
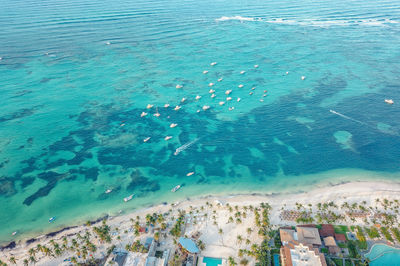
<box><xmin>198</xmin><ymin>256</ymin><xmax>227</xmax><ymax>266</ymax></box>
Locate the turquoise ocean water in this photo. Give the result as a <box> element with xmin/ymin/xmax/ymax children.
<box><xmin>0</xmin><ymin>0</ymin><xmax>400</xmax><ymax>243</ymax></box>
<box><xmin>366</xmin><ymin>244</ymin><xmax>400</xmax><ymax>265</ymax></box>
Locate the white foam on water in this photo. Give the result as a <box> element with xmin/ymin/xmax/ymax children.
<box><xmin>216</xmin><ymin>16</ymin><xmax>399</xmax><ymax>27</ymax></box>
<box><xmin>215</xmin><ymin>16</ymin><xmax>258</xmax><ymax>22</ymax></box>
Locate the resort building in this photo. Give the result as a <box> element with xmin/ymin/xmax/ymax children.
<box><xmin>323</xmin><ymin>236</ymin><xmax>340</xmax><ymax>256</ymax></box>
<box><xmin>280</xmin><ymin>241</ymin><xmax>327</xmax><ymax>266</ymax></box>
<box><xmin>296</xmin><ymin>226</ymin><xmax>322</xmax><ymax>248</ymax></box>
<box><xmin>319</xmin><ymin>224</ymin><xmax>335</xmax><ymax>238</ymax></box>
<box><xmin>280</xmin><ymin>228</ymin><xmax>297</xmax><ymax>245</ymax></box>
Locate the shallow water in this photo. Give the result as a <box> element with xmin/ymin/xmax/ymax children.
<box><xmin>366</xmin><ymin>244</ymin><xmax>400</xmax><ymax>265</ymax></box>
<box><xmin>0</xmin><ymin>0</ymin><xmax>400</xmax><ymax>243</ymax></box>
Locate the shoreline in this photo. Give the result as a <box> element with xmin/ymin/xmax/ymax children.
<box><xmin>2</xmin><ymin>179</ymin><xmax>400</xmax><ymax>250</ymax></box>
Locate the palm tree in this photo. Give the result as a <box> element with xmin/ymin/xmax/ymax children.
<box><xmin>218</xmin><ymin>228</ymin><xmax>224</xmax><ymax>245</ymax></box>
<box><xmin>9</xmin><ymin>257</ymin><xmax>16</xmax><ymax>265</ymax></box>
<box><xmin>239</xmin><ymin>258</ymin><xmax>249</xmax><ymax>265</ymax></box>
<box><xmin>29</xmin><ymin>256</ymin><xmax>36</xmax><ymax>264</ymax></box>
<box><xmin>247</xmin><ymin>228</ymin><xmax>252</xmax><ymax>235</ymax></box>
<box><xmin>228</xmin><ymin>256</ymin><xmax>237</xmax><ymax>266</ymax></box>
<box><xmin>28</xmin><ymin>247</ymin><xmax>36</xmax><ymax>258</ymax></box>
<box><xmin>23</xmin><ymin>259</ymin><xmax>28</xmax><ymax>266</ymax></box>
<box><xmin>237</xmin><ymin>235</ymin><xmax>243</xmax><ymax>245</ymax></box>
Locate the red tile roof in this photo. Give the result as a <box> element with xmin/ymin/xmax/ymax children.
<box><xmin>319</xmin><ymin>224</ymin><xmax>335</xmax><ymax>237</ymax></box>
<box><xmin>335</xmin><ymin>233</ymin><xmax>347</xmax><ymax>242</ymax></box>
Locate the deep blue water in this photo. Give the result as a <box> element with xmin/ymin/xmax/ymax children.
<box><xmin>0</xmin><ymin>0</ymin><xmax>400</xmax><ymax>243</ymax></box>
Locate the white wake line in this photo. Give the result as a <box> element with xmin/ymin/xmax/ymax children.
<box><xmin>215</xmin><ymin>16</ymin><xmax>399</xmax><ymax>27</ymax></box>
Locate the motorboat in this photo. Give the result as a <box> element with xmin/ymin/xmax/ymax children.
<box><xmin>186</xmin><ymin>172</ymin><xmax>195</xmax><ymax>176</ymax></box>
<box><xmin>226</xmin><ymin>97</ymin><xmax>232</xmax><ymax>101</ymax></box>
<box><xmin>225</xmin><ymin>90</ymin><xmax>232</xmax><ymax>95</ymax></box>
<box><xmin>237</xmin><ymin>98</ymin><xmax>241</xmax><ymax>102</ymax></box>
<box><xmin>124</xmin><ymin>194</ymin><xmax>134</xmax><ymax>202</ymax></box>
<box><xmin>105</xmin><ymin>189</ymin><xmax>112</xmax><ymax>194</ymax></box>
<box><xmin>209</xmin><ymin>83</ymin><xmax>214</xmax><ymax>87</ymax></box>
<box><xmin>141</xmin><ymin>112</ymin><xmax>147</xmax><ymax>117</ymax></box>
<box><xmin>165</xmin><ymin>136</ymin><xmax>172</xmax><ymax>141</ymax></box>
<box><xmin>146</xmin><ymin>104</ymin><xmax>153</xmax><ymax>109</ymax></box>
<box><xmin>195</xmin><ymin>95</ymin><xmax>202</xmax><ymax>100</ymax></box>
<box><xmin>210</xmin><ymin>62</ymin><xmax>217</xmax><ymax>66</ymax></box>
<box><xmin>219</xmin><ymin>101</ymin><xmax>225</xmax><ymax>106</ymax></box>
<box><xmin>218</xmin><ymin>78</ymin><xmax>223</xmax><ymax>82</ymax></box>
<box><xmin>385</xmin><ymin>99</ymin><xmax>394</xmax><ymax>104</ymax></box>
<box><xmin>254</xmin><ymin>65</ymin><xmax>259</xmax><ymax>68</ymax></box>
<box><xmin>170</xmin><ymin>123</ymin><xmax>178</xmax><ymax>128</ymax></box>
<box><xmin>301</xmin><ymin>76</ymin><xmax>306</xmax><ymax>80</ymax></box>
<box><xmin>176</xmin><ymin>84</ymin><xmax>183</xmax><ymax>89</ymax></box>
<box><xmin>209</xmin><ymin>89</ymin><xmax>215</xmax><ymax>93</ymax></box>
<box><xmin>229</xmin><ymin>107</ymin><xmax>235</xmax><ymax>111</ymax></box>
<box><xmin>174</xmin><ymin>106</ymin><xmax>181</xmax><ymax>111</ymax></box>
<box><xmin>181</xmin><ymin>98</ymin><xmax>186</xmax><ymax>103</ymax></box>
<box><xmin>238</xmin><ymin>84</ymin><xmax>243</xmax><ymax>88</ymax></box>
<box><xmin>144</xmin><ymin>137</ymin><xmax>151</xmax><ymax>142</ymax></box>
<box><xmin>171</xmin><ymin>185</ymin><xmax>181</xmax><ymax>192</ymax></box>
<box><xmin>240</xmin><ymin>70</ymin><xmax>246</xmax><ymax>74</ymax></box>
<box><xmin>164</xmin><ymin>104</ymin><xmax>170</xmax><ymax>108</ymax></box>
<box><xmin>203</xmin><ymin>70</ymin><xmax>208</xmax><ymax>74</ymax></box>
<box><xmin>202</xmin><ymin>105</ymin><xmax>210</xmax><ymax>111</ymax></box>
<box><xmin>211</xmin><ymin>94</ymin><xmax>216</xmax><ymax>98</ymax></box>
<box><xmin>49</xmin><ymin>217</ymin><xmax>56</xmax><ymax>223</ymax></box>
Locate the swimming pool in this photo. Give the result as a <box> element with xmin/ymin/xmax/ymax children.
<box><xmin>365</xmin><ymin>244</ymin><xmax>400</xmax><ymax>265</ymax></box>
<box><xmin>203</xmin><ymin>257</ymin><xmax>223</xmax><ymax>266</ymax></box>
<box><xmin>273</xmin><ymin>254</ymin><xmax>281</xmax><ymax>266</ymax></box>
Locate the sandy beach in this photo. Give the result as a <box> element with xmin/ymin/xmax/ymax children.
<box><xmin>2</xmin><ymin>180</ymin><xmax>400</xmax><ymax>265</ymax></box>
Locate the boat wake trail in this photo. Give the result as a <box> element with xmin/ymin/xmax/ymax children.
<box><xmin>174</xmin><ymin>138</ymin><xmax>200</xmax><ymax>156</ymax></box>
<box><xmin>329</xmin><ymin>110</ymin><xmax>368</xmax><ymax>126</ymax></box>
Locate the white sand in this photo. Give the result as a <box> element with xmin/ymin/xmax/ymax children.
<box><xmin>2</xmin><ymin>180</ymin><xmax>400</xmax><ymax>265</ymax></box>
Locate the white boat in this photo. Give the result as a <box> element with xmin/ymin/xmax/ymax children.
<box><xmin>186</xmin><ymin>172</ymin><xmax>195</xmax><ymax>176</ymax></box>
<box><xmin>171</xmin><ymin>185</ymin><xmax>181</xmax><ymax>192</ymax></box>
<box><xmin>124</xmin><ymin>194</ymin><xmax>134</xmax><ymax>202</ymax></box>
<box><xmin>49</xmin><ymin>217</ymin><xmax>56</xmax><ymax>223</ymax></box>
<box><xmin>181</xmin><ymin>98</ymin><xmax>186</xmax><ymax>103</ymax></box>
<box><xmin>229</xmin><ymin>107</ymin><xmax>235</xmax><ymax>111</ymax></box>
<box><xmin>219</xmin><ymin>101</ymin><xmax>225</xmax><ymax>106</ymax></box>
<box><xmin>12</xmin><ymin>231</ymin><xmax>17</xmax><ymax>236</ymax></box>
<box><xmin>146</xmin><ymin>104</ymin><xmax>153</xmax><ymax>109</ymax></box>
<box><xmin>238</xmin><ymin>84</ymin><xmax>243</xmax><ymax>88</ymax></box>
<box><xmin>164</xmin><ymin>104</ymin><xmax>170</xmax><ymax>108</ymax></box>
<box><xmin>170</xmin><ymin>123</ymin><xmax>178</xmax><ymax>128</ymax></box>
<box><xmin>174</xmin><ymin>138</ymin><xmax>200</xmax><ymax>156</ymax></box>
<box><xmin>174</xmin><ymin>106</ymin><xmax>181</xmax><ymax>111</ymax></box>
<box><xmin>301</xmin><ymin>76</ymin><xmax>306</xmax><ymax>80</ymax></box>
<box><xmin>211</xmin><ymin>94</ymin><xmax>216</xmax><ymax>98</ymax></box>
<box><xmin>240</xmin><ymin>70</ymin><xmax>246</xmax><ymax>74</ymax></box>
<box><xmin>237</xmin><ymin>98</ymin><xmax>241</xmax><ymax>102</ymax></box>
<box><xmin>203</xmin><ymin>70</ymin><xmax>208</xmax><ymax>74</ymax></box>
<box><xmin>195</xmin><ymin>95</ymin><xmax>202</xmax><ymax>100</ymax></box>
<box><xmin>226</xmin><ymin>97</ymin><xmax>232</xmax><ymax>101</ymax></box>
<box><xmin>209</xmin><ymin>83</ymin><xmax>214</xmax><ymax>87</ymax></box>
<box><xmin>144</xmin><ymin>137</ymin><xmax>151</xmax><ymax>142</ymax></box>
<box><xmin>249</xmin><ymin>92</ymin><xmax>253</xmax><ymax>95</ymax></box>
<box><xmin>252</xmin><ymin>87</ymin><xmax>256</xmax><ymax>90</ymax></box>
<box><xmin>105</xmin><ymin>189</ymin><xmax>112</xmax><ymax>194</ymax></box>
<box><xmin>254</xmin><ymin>65</ymin><xmax>259</xmax><ymax>68</ymax></box>
<box><xmin>210</xmin><ymin>62</ymin><xmax>217</xmax><ymax>66</ymax></box>
<box><xmin>385</xmin><ymin>99</ymin><xmax>394</xmax><ymax>104</ymax></box>
<box><xmin>141</xmin><ymin>112</ymin><xmax>147</xmax><ymax>117</ymax></box>
<box><xmin>165</xmin><ymin>136</ymin><xmax>172</xmax><ymax>141</ymax></box>
<box><xmin>218</xmin><ymin>78</ymin><xmax>223</xmax><ymax>82</ymax></box>
<box><xmin>225</xmin><ymin>90</ymin><xmax>232</xmax><ymax>95</ymax></box>
<box><xmin>176</xmin><ymin>84</ymin><xmax>183</xmax><ymax>89</ymax></box>
<box><xmin>209</xmin><ymin>89</ymin><xmax>215</xmax><ymax>93</ymax></box>
<box><xmin>202</xmin><ymin>105</ymin><xmax>210</xmax><ymax>111</ymax></box>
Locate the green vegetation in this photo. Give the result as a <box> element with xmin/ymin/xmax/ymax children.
<box><xmin>321</xmin><ymin>247</ymin><xmax>329</xmax><ymax>254</ymax></box>
<box><xmin>356</xmin><ymin>226</ymin><xmax>366</xmax><ymax>242</ymax></box>
<box><xmin>332</xmin><ymin>258</ymin><xmax>343</xmax><ymax>266</ymax></box>
<box><xmin>381</xmin><ymin>227</ymin><xmax>394</xmax><ymax>242</ymax></box>
<box><xmin>365</xmin><ymin>227</ymin><xmax>380</xmax><ymax>239</ymax></box>
<box><xmin>391</xmin><ymin>228</ymin><xmax>400</xmax><ymax>242</ymax></box>
<box><xmin>93</xmin><ymin>219</ymin><xmax>111</xmax><ymax>243</ymax></box>
<box><xmin>334</xmin><ymin>225</ymin><xmax>349</xmax><ymax>235</ymax></box>
<box><xmin>170</xmin><ymin>212</ymin><xmax>185</xmax><ymax>237</ymax></box>
<box><xmin>347</xmin><ymin>241</ymin><xmax>359</xmax><ymax>258</ymax></box>
<box><xmin>125</xmin><ymin>240</ymin><xmax>148</xmax><ymax>253</ymax></box>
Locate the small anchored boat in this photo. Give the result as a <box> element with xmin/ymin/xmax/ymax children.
<box><xmin>12</xmin><ymin>231</ymin><xmax>17</xmax><ymax>236</ymax></box>
<box><xmin>49</xmin><ymin>217</ymin><xmax>56</xmax><ymax>223</ymax></box>
<box><xmin>385</xmin><ymin>99</ymin><xmax>394</xmax><ymax>104</ymax></box>
<box><xmin>170</xmin><ymin>123</ymin><xmax>178</xmax><ymax>128</ymax></box>
<box><xmin>141</xmin><ymin>112</ymin><xmax>147</xmax><ymax>117</ymax></box>
<box><xmin>124</xmin><ymin>194</ymin><xmax>134</xmax><ymax>202</ymax></box>
<box><xmin>171</xmin><ymin>185</ymin><xmax>181</xmax><ymax>192</ymax></box>
<box><xmin>144</xmin><ymin>137</ymin><xmax>151</xmax><ymax>142</ymax></box>
<box><xmin>186</xmin><ymin>172</ymin><xmax>195</xmax><ymax>176</ymax></box>
<box><xmin>176</xmin><ymin>84</ymin><xmax>183</xmax><ymax>89</ymax></box>
<box><xmin>203</xmin><ymin>70</ymin><xmax>208</xmax><ymax>74</ymax></box>
<box><xmin>210</xmin><ymin>62</ymin><xmax>217</xmax><ymax>66</ymax></box>
<box><xmin>105</xmin><ymin>189</ymin><xmax>112</xmax><ymax>194</ymax></box>
<box><xmin>146</xmin><ymin>104</ymin><xmax>153</xmax><ymax>109</ymax></box>
<box><xmin>165</xmin><ymin>136</ymin><xmax>172</xmax><ymax>141</ymax></box>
